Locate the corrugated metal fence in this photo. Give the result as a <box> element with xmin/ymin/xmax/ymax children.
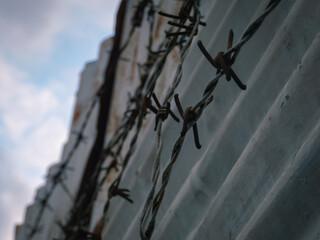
<box><xmin>16</xmin><ymin>0</ymin><xmax>320</xmax><ymax>239</ymax></box>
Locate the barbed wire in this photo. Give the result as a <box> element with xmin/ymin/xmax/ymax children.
<box><xmin>24</xmin><ymin>0</ymin><xmax>281</xmax><ymax>239</ymax></box>
<box><xmin>120</xmin><ymin>0</ymin><xmax>153</xmax><ymax>53</ymax></box>
<box><xmin>25</xmin><ymin>92</ymin><xmax>101</xmax><ymax>240</ymax></box>
<box><xmin>139</xmin><ymin>0</ymin><xmax>281</xmax><ymax>239</ymax></box>
<box><xmin>140</xmin><ymin>1</ymin><xmax>203</xmax><ymax>239</ymax></box>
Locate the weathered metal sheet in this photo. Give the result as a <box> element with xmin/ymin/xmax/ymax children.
<box><xmin>16</xmin><ymin>0</ymin><xmax>320</xmax><ymax>239</ymax></box>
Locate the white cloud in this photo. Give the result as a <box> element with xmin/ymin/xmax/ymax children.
<box><xmin>0</xmin><ymin>152</ymin><xmax>33</xmax><ymax>240</ymax></box>
<box><xmin>0</xmin><ymin>0</ymin><xmax>118</xmax><ymax>60</ymax></box>
<box><xmin>0</xmin><ymin>58</ymin><xmax>59</xmax><ymax>142</ymax></box>
<box><xmin>0</xmin><ymin>56</ymin><xmax>70</xmax><ymax>178</ymax></box>
<box><xmin>16</xmin><ymin>117</ymin><xmax>67</xmax><ymax>173</ymax></box>
<box><xmin>0</xmin><ymin>57</ymin><xmax>69</xmax><ymax>240</ymax></box>
<box><xmin>68</xmin><ymin>0</ymin><xmax>119</xmax><ymax>30</ymax></box>
<box><xmin>0</xmin><ymin>0</ymin><xmax>66</xmax><ymax>57</ymax></box>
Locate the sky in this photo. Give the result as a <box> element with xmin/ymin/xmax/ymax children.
<box><xmin>0</xmin><ymin>0</ymin><xmax>120</xmax><ymax>239</ymax></box>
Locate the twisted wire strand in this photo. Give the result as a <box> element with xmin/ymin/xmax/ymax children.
<box><xmin>140</xmin><ymin>1</ymin><xmax>202</xmax><ymax>239</ymax></box>
<box><xmin>145</xmin><ymin>1</ymin><xmax>201</xmax><ymax>97</ymax></box>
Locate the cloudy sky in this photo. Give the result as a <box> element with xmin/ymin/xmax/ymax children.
<box><xmin>0</xmin><ymin>0</ymin><xmax>120</xmax><ymax>239</ymax></box>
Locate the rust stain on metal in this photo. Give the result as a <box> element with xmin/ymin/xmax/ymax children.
<box><xmin>105</xmin><ymin>168</ymin><xmax>119</xmax><ymax>184</ymax></box>
<box><xmin>92</xmin><ymin>218</ymin><xmax>103</xmax><ymax>236</ymax></box>
<box><xmin>170</xmin><ymin>47</ymin><xmax>179</xmax><ymax>62</ymax></box>
<box><xmin>129</xmin><ymin>42</ymin><xmax>139</xmax><ymax>83</ymax></box>
<box><xmin>118</xmin><ymin>60</ymin><xmax>127</xmax><ymax>81</ymax></box>
<box><xmin>108</xmin><ymin>105</ymin><xmax>122</xmax><ymax>133</ymax></box>
<box><xmin>155</xmin><ymin>15</ymin><xmax>164</xmax><ymax>40</ymax></box>
<box><xmin>141</xmin><ymin>116</ymin><xmax>151</xmax><ymax>131</ymax></box>
<box><xmin>71</xmin><ymin>104</ymin><xmax>82</xmax><ymax>124</ymax></box>
<box><xmin>154</xmin><ymin>61</ymin><xmax>168</xmax><ymax>97</ymax></box>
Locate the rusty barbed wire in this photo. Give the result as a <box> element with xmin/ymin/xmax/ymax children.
<box><xmin>144</xmin><ymin>0</ymin><xmax>204</xmax><ymax>98</ymax></box>
<box><xmin>120</xmin><ymin>0</ymin><xmax>154</xmax><ymax>53</ymax></box>
<box><xmin>139</xmin><ymin>0</ymin><xmax>203</xmax><ymax>239</ymax></box>
<box><xmin>24</xmin><ymin>0</ymin><xmax>281</xmax><ymax>239</ymax></box>
<box><xmin>140</xmin><ymin>0</ymin><xmax>281</xmax><ymax>239</ymax></box>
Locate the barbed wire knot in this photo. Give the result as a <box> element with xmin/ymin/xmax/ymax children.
<box><xmin>174</xmin><ymin>94</ymin><xmax>201</xmax><ymax>149</ymax></box>
<box><xmin>151</xmin><ymin>93</ymin><xmax>180</xmax><ymax>131</ymax></box>
<box><xmin>197</xmin><ymin>30</ymin><xmax>246</xmax><ymax>90</ymax></box>
<box><xmin>108</xmin><ymin>184</ymin><xmax>133</xmax><ymax>204</ymax></box>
